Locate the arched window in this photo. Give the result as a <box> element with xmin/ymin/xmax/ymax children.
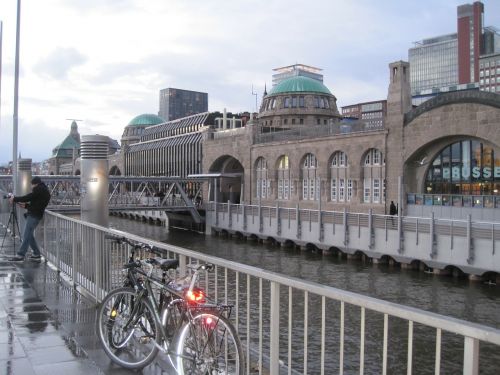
<box><xmin>302</xmin><ymin>153</ymin><xmax>318</xmax><ymax>200</ymax></box>
<box><xmin>331</xmin><ymin>151</ymin><xmax>350</xmax><ymax>202</ymax></box>
<box><xmin>364</xmin><ymin>148</ymin><xmax>383</xmax><ymax>166</ymax></box>
<box><xmin>277</xmin><ymin>155</ymin><xmax>290</xmax><ymax>200</ymax></box>
<box><xmin>363</xmin><ymin>148</ymin><xmax>384</xmax><ymax>204</ymax></box>
<box><xmin>255</xmin><ymin>157</ymin><xmax>269</xmax><ymax>199</ymax></box>
<box><xmin>424</xmin><ymin>140</ymin><xmax>500</xmax><ymax>197</ymax></box>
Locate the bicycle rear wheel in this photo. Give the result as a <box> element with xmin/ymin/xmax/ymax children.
<box><xmin>175</xmin><ymin>312</ymin><xmax>244</xmax><ymax>375</ymax></box>
<box><xmin>96</xmin><ymin>287</ymin><xmax>160</xmax><ymax>369</ymax></box>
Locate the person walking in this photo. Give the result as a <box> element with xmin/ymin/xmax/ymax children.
<box><xmin>389</xmin><ymin>200</ymin><xmax>397</xmax><ymax>225</ymax></box>
<box><xmin>9</xmin><ymin>177</ymin><xmax>51</xmax><ymax>262</ymax></box>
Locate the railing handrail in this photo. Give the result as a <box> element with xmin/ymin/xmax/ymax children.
<box><xmin>212</xmin><ymin>202</ymin><xmax>500</xmax><ymax>226</ymax></box>
<box><xmin>43</xmin><ymin>209</ymin><xmax>500</xmax><ymax>346</ymax></box>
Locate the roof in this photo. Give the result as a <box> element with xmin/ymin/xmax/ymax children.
<box><xmin>268</xmin><ymin>76</ymin><xmax>332</xmax><ymax>96</ymax></box>
<box><xmin>128</xmin><ymin>114</ymin><xmax>165</xmax><ymax>127</ymax></box>
<box><xmin>52</xmin><ymin>134</ymin><xmax>80</xmax><ymax>157</ymax></box>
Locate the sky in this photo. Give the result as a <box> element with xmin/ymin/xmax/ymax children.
<box><xmin>0</xmin><ymin>0</ymin><xmax>500</xmax><ymax>165</ymax></box>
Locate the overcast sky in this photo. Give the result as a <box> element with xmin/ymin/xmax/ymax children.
<box><xmin>0</xmin><ymin>0</ymin><xmax>499</xmax><ymax>165</ymax></box>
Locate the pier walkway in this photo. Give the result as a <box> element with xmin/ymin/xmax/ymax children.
<box><xmin>0</xmin><ymin>230</ymin><xmax>174</xmax><ymax>375</ymax></box>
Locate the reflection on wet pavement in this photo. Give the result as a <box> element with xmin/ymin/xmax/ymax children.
<box><xmin>0</xmin><ymin>232</ymin><xmax>176</xmax><ymax>374</ymax></box>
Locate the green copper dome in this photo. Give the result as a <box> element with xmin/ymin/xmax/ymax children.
<box><xmin>268</xmin><ymin>76</ymin><xmax>332</xmax><ymax>96</ymax></box>
<box><xmin>128</xmin><ymin>114</ymin><xmax>165</xmax><ymax>127</ymax></box>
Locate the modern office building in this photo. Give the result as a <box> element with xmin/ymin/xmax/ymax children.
<box><xmin>409</xmin><ymin>33</ymin><xmax>459</xmax><ymax>97</ymax></box>
<box><xmin>272</xmin><ymin>64</ymin><xmax>323</xmax><ymax>87</ymax></box>
<box><xmin>408</xmin><ymin>1</ymin><xmax>499</xmax><ymax>103</ymax></box>
<box><xmin>158</xmin><ymin>88</ymin><xmax>208</xmax><ymax>122</ymax></box>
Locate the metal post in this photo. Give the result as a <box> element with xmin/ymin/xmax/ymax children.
<box><xmin>269</xmin><ymin>281</ymin><xmax>280</xmax><ymax>375</ymax></box>
<box><xmin>463</xmin><ymin>337</ymin><xmax>479</xmax><ymax>375</ymax></box>
<box><xmin>12</xmin><ymin>1</ymin><xmax>21</xmax><ymax>194</ymax></box>
<box><xmin>80</xmin><ymin>135</ymin><xmax>109</xmax><ymax>227</ymax></box>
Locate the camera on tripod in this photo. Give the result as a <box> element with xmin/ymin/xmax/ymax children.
<box><xmin>3</xmin><ymin>193</ymin><xmax>14</xmax><ymax>199</ymax></box>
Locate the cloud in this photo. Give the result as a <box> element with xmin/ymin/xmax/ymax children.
<box><xmin>33</xmin><ymin>47</ymin><xmax>87</xmax><ymax>80</ymax></box>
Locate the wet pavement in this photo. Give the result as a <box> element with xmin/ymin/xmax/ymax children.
<box><xmin>0</xmin><ymin>227</ymin><xmax>175</xmax><ymax>375</ymax></box>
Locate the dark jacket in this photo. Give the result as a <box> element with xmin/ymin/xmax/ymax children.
<box><xmin>13</xmin><ymin>183</ymin><xmax>51</xmax><ymax>219</ymax></box>
<box><xmin>389</xmin><ymin>202</ymin><xmax>397</xmax><ymax>216</ymax></box>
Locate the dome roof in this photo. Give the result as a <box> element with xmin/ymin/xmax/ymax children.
<box><xmin>268</xmin><ymin>76</ymin><xmax>332</xmax><ymax>96</ymax></box>
<box><xmin>128</xmin><ymin>114</ymin><xmax>165</xmax><ymax>127</ymax></box>
<box><xmin>52</xmin><ymin>134</ymin><xmax>80</xmax><ymax>157</ymax></box>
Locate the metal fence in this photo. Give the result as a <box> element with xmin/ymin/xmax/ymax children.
<box><xmin>20</xmin><ymin>210</ymin><xmax>498</xmax><ymax>374</ymax></box>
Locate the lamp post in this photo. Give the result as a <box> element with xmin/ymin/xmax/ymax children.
<box><xmin>13</xmin><ymin>0</ymin><xmax>21</xmax><ymax>194</ymax></box>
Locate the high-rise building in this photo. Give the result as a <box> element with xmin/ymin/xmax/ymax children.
<box><xmin>457</xmin><ymin>1</ymin><xmax>484</xmax><ymax>84</ymax></box>
<box><xmin>158</xmin><ymin>88</ymin><xmax>208</xmax><ymax>122</ymax></box>
<box><xmin>409</xmin><ymin>33</ymin><xmax>459</xmax><ymax>96</ymax></box>
<box><xmin>272</xmin><ymin>64</ymin><xmax>323</xmax><ymax>87</ymax></box>
<box><xmin>408</xmin><ymin>1</ymin><xmax>499</xmax><ymax>104</ymax></box>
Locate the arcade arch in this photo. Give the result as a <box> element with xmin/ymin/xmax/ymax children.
<box><xmin>208</xmin><ymin>155</ymin><xmax>244</xmax><ymax>203</ymax></box>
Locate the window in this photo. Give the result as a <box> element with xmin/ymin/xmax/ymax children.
<box><xmin>332</xmin><ymin>151</ymin><xmax>347</xmax><ymax>167</ymax></box>
<box><xmin>284</xmin><ymin>97</ymin><xmax>290</xmax><ymax>108</ymax></box>
<box><xmin>277</xmin><ymin>155</ymin><xmax>290</xmax><ymax>200</ymax></box>
<box><xmin>317</xmin><ymin>118</ymin><xmax>321</xmax><ymax>125</ymax></box>
<box><xmin>364</xmin><ymin>149</ymin><xmax>383</xmax><ymax>165</ymax></box>
<box><xmin>373</xmin><ymin>179</ymin><xmax>380</xmax><ymax>203</ymax></box>
<box><xmin>364</xmin><ymin>179</ymin><xmax>371</xmax><ymax>203</ymax></box>
<box><xmin>331</xmin><ymin>179</ymin><xmax>337</xmax><ymax>201</ymax></box>
<box><xmin>299</xmin><ymin>96</ymin><xmax>305</xmax><ymax>107</ymax></box>
<box><xmin>284</xmin><ymin>119</ymin><xmax>288</xmax><ymax>125</ymax></box>
<box><xmin>347</xmin><ymin>179</ymin><xmax>353</xmax><ymax>202</ymax></box>
<box><xmin>339</xmin><ymin>179</ymin><xmax>345</xmax><ymax>201</ymax></box>
<box><xmin>314</xmin><ymin>97</ymin><xmax>320</xmax><ymax>108</ymax></box>
<box><xmin>292</xmin><ymin>119</ymin><xmax>296</xmax><ymax>125</ymax></box>
<box><xmin>299</xmin><ymin>118</ymin><xmax>304</xmax><ymax>125</ymax></box>
<box><xmin>302</xmin><ymin>153</ymin><xmax>318</xmax><ymax>200</ymax></box>
<box><xmin>292</xmin><ymin>97</ymin><xmax>297</xmax><ymax>108</ymax></box>
<box><xmin>255</xmin><ymin>157</ymin><xmax>269</xmax><ymax>198</ymax></box>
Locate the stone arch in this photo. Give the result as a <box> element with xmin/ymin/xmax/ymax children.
<box><xmin>404</xmin><ymin>135</ymin><xmax>500</xmax><ymax>195</ymax></box>
<box><xmin>208</xmin><ymin>155</ymin><xmax>244</xmax><ymax>203</ymax></box>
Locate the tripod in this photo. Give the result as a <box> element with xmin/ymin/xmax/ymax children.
<box><xmin>1</xmin><ymin>203</ymin><xmax>22</xmax><ymax>253</ymax></box>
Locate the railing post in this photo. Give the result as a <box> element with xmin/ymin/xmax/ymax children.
<box><xmin>72</xmin><ymin>222</ymin><xmax>77</xmax><ymax>287</ymax></box>
<box><xmin>228</xmin><ymin>200</ymin><xmax>232</xmax><ymax>228</ymax></box>
<box><xmin>179</xmin><ymin>254</ymin><xmax>187</xmax><ymax>277</ymax></box>
<box><xmin>94</xmin><ymin>230</ymin><xmax>101</xmax><ymax>302</ymax></box>
<box><xmin>243</xmin><ymin>203</ymin><xmax>247</xmax><ymax>231</ymax></box>
<box><xmin>467</xmin><ymin>214</ymin><xmax>474</xmax><ymax>264</ymax></box>
<box><xmin>276</xmin><ymin>202</ymin><xmax>281</xmax><ymax>236</ymax></box>
<box><xmin>296</xmin><ymin>204</ymin><xmax>301</xmax><ymax>239</ymax></box>
<box><xmin>269</xmin><ymin>281</ymin><xmax>280</xmax><ymax>375</ymax></box>
<box><xmin>55</xmin><ymin>216</ymin><xmax>60</xmax><ymax>269</ymax></box>
<box><xmin>368</xmin><ymin>209</ymin><xmax>374</xmax><ymax>249</ymax></box>
<box><xmin>343</xmin><ymin>207</ymin><xmax>348</xmax><ymax>246</ymax></box>
<box><xmin>463</xmin><ymin>337</ymin><xmax>479</xmax><ymax>375</ymax></box>
<box><xmin>429</xmin><ymin>212</ymin><xmax>437</xmax><ymax>258</ymax></box>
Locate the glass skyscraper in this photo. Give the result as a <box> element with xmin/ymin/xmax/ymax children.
<box><xmin>158</xmin><ymin>88</ymin><xmax>208</xmax><ymax>122</ymax></box>
<box><xmin>409</xmin><ymin>34</ymin><xmax>459</xmax><ymax>96</ymax></box>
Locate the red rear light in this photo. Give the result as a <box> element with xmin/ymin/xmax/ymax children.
<box><xmin>185</xmin><ymin>287</ymin><xmax>205</xmax><ymax>304</ymax></box>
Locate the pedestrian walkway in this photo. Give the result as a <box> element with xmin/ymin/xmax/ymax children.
<box><xmin>0</xmin><ymin>228</ymin><xmax>175</xmax><ymax>374</ymax></box>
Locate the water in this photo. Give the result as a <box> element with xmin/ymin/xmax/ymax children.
<box><xmin>108</xmin><ymin>217</ymin><xmax>500</xmax><ymax>374</ymax></box>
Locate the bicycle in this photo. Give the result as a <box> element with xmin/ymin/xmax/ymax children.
<box><xmin>96</xmin><ymin>235</ymin><xmax>244</xmax><ymax>374</ymax></box>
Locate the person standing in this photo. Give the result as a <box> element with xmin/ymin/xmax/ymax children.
<box><xmin>389</xmin><ymin>200</ymin><xmax>397</xmax><ymax>225</ymax></box>
<box><xmin>9</xmin><ymin>177</ymin><xmax>51</xmax><ymax>262</ymax></box>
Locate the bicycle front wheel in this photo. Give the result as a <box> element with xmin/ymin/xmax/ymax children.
<box><xmin>96</xmin><ymin>287</ymin><xmax>160</xmax><ymax>369</ymax></box>
<box><xmin>175</xmin><ymin>312</ymin><xmax>244</xmax><ymax>375</ymax></box>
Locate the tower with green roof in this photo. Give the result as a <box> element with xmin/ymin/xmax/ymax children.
<box><xmin>121</xmin><ymin>113</ymin><xmax>165</xmax><ymax>148</ymax></box>
<box><xmin>259</xmin><ymin>74</ymin><xmax>341</xmax><ymax>129</ymax></box>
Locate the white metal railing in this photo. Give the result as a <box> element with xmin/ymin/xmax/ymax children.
<box><xmin>208</xmin><ymin>202</ymin><xmax>500</xmax><ymax>275</ymax></box>
<box><xmin>21</xmin><ymin>210</ymin><xmax>500</xmax><ymax>374</ymax></box>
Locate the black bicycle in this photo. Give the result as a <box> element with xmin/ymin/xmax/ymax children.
<box><xmin>96</xmin><ymin>236</ymin><xmax>244</xmax><ymax>374</ymax></box>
